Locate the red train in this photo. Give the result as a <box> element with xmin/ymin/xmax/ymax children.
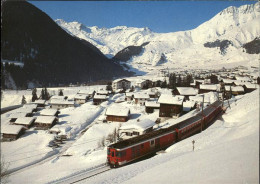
<box><xmin>107</xmin><ymin>101</ymin><xmax>223</xmax><ymax>168</ymax></box>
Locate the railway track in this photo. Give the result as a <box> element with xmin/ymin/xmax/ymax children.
<box><xmin>51</xmin><ymin>165</ymin><xmax>111</xmax><ymax>184</ymax></box>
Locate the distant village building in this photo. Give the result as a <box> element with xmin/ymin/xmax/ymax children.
<box><xmin>34</xmin><ymin>116</ymin><xmax>57</xmax><ymax>130</ymax></box>
<box><xmin>243</xmin><ymin>83</ymin><xmax>259</xmax><ymax>93</ymax></box>
<box><xmin>49</xmin><ymin>100</ymin><xmax>75</xmax><ymax>110</ymax></box>
<box><xmin>105</xmin><ymin>105</ymin><xmax>130</xmax><ymax>122</ymax></box>
<box><xmin>199</xmin><ymin>84</ymin><xmax>219</xmax><ymax>94</ymax></box>
<box><xmin>74</xmin><ymin>94</ymin><xmax>89</xmax><ymax>104</ymax></box>
<box><xmin>50</xmin><ymin>95</ymin><xmax>68</xmax><ymax>101</ymax></box>
<box><xmin>40</xmin><ymin>108</ymin><xmax>60</xmax><ymax>117</ymax></box>
<box><xmin>112</xmin><ymin>79</ymin><xmax>131</xmax><ymax>91</ymax></box>
<box><xmin>145</xmin><ymin>101</ymin><xmax>160</xmax><ymax>113</ymax></box>
<box><xmin>235</xmin><ymin>76</ymin><xmax>251</xmax><ymax>83</ymax></box>
<box><xmin>125</xmin><ymin>92</ymin><xmax>134</xmax><ymax>102</ymax></box>
<box><xmin>225</xmin><ymin>86</ymin><xmax>244</xmax><ymax>97</ymax></box>
<box><xmin>135</xmin><ymin>80</ymin><xmax>146</xmax><ymax>89</ymax></box>
<box><xmin>9</xmin><ymin>112</ymin><xmax>31</xmax><ymax>123</ymax></box>
<box><xmin>78</xmin><ymin>89</ymin><xmax>95</xmax><ymax>98</ymax></box>
<box><xmin>96</xmin><ymin>89</ymin><xmax>109</xmax><ymax>96</ymax></box>
<box><xmin>93</xmin><ymin>94</ymin><xmax>108</xmax><ymax>105</ymax></box>
<box><xmin>174</xmin><ymin>87</ymin><xmax>198</xmax><ymax>100</ymax></box>
<box><xmin>158</xmin><ymin>94</ymin><xmax>184</xmax><ymax>118</ymax></box>
<box><xmin>119</xmin><ymin>119</ymin><xmax>156</xmax><ymax>140</ymax></box>
<box><xmin>13</xmin><ymin>117</ymin><xmax>35</xmax><ymax>129</ymax></box>
<box><xmin>15</xmin><ymin>107</ymin><xmax>34</xmax><ymax>117</ymax></box>
<box><xmin>1</xmin><ymin>125</ymin><xmax>26</xmax><ymax>141</ymax></box>
<box><xmin>183</xmin><ymin>101</ymin><xmax>196</xmax><ymax>113</ymax></box>
<box><xmin>134</xmin><ymin>93</ymin><xmax>150</xmax><ymax>105</ymax></box>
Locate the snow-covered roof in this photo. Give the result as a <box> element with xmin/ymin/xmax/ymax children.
<box><xmin>49</xmin><ymin>100</ymin><xmax>74</xmax><ymax>105</ymax></box>
<box><xmin>14</xmin><ymin>117</ymin><xmax>35</xmax><ymax>125</ymax></box>
<box><xmin>225</xmin><ymin>86</ymin><xmax>244</xmax><ymax>92</ymax></box>
<box><xmin>1</xmin><ymin>125</ymin><xmax>24</xmax><ymax>135</ymax></box>
<box><xmin>40</xmin><ymin>109</ymin><xmax>59</xmax><ymax>116</ymax></box>
<box><xmin>93</xmin><ymin>94</ymin><xmax>107</xmax><ymax>100</ymax></box>
<box><xmin>177</xmin><ymin>87</ymin><xmax>198</xmax><ymax>96</ymax></box>
<box><xmin>35</xmin><ymin>116</ymin><xmax>56</xmax><ymax>124</ymax></box>
<box><xmin>119</xmin><ymin>119</ymin><xmax>156</xmax><ymax>131</ymax></box>
<box><xmin>105</xmin><ymin>105</ymin><xmax>130</xmax><ymax>117</ymax></box>
<box><xmin>235</xmin><ymin>76</ymin><xmax>251</xmax><ymax>81</ymax></box>
<box><xmin>134</xmin><ymin>93</ymin><xmax>150</xmax><ymax>99</ymax></box>
<box><xmin>183</xmin><ymin>101</ymin><xmax>196</xmax><ymax>112</ymax></box>
<box><xmin>222</xmin><ymin>79</ymin><xmax>235</xmax><ymax>84</ymax></box>
<box><xmin>15</xmin><ymin>107</ymin><xmax>34</xmax><ymax>113</ymax></box>
<box><xmin>158</xmin><ymin>94</ymin><xmax>184</xmax><ymax>105</ymax></box>
<box><xmin>113</xmin><ymin>78</ymin><xmax>130</xmax><ymax>83</ymax></box>
<box><xmin>74</xmin><ymin>94</ymin><xmax>88</xmax><ymax>100</ymax></box>
<box><xmin>8</xmin><ymin>112</ymin><xmax>28</xmax><ymax>119</ymax></box>
<box><xmin>78</xmin><ymin>90</ymin><xmax>95</xmax><ymax>95</ymax></box>
<box><xmin>22</xmin><ymin>104</ymin><xmax>38</xmax><ymax>109</ymax></box>
<box><xmin>145</xmin><ymin>101</ymin><xmax>160</xmax><ymax>107</ymax></box>
<box><xmin>200</xmin><ymin>84</ymin><xmax>218</xmax><ymax>90</ymax></box>
<box><xmin>125</xmin><ymin>92</ymin><xmax>134</xmax><ymax>97</ymax></box>
<box><xmin>244</xmin><ymin>83</ymin><xmax>259</xmax><ymax>89</ymax></box>
<box><xmin>97</xmin><ymin>90</ymin><xmax>108</xmax><ymax>95</ymax></box>
<box><xmin>50</xmin><ymin>96</ymin><xmax>66</xmax><ymax>100</ymax></box>
<box><xmin>33</xmin><ymin>100</ymin><xmax>46</xmax><ymax>104</ymax></box>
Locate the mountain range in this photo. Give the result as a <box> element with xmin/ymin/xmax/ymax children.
<box><xmin>1</xmin><ymin>1</ymin><xmax>131</xmax><ymax>89</ymax></box>
<box><xmin>56</xmin><ymin>2</ymin><xmax>260</xmax><ymax>70</ymax></box>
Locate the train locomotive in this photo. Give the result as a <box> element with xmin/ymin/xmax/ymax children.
<box><xmin>107</xmin><ymin>100</ymin><xmax>223</xmax><ymax>168</ymax></box>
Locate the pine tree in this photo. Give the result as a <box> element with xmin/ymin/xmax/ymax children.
<box><xmin>32</xmin><ymin>88</ymin><xmax>38</xmax><ymax>102</ymax></box>
<box><xmin>21</xmin><ymin>95</ymin><xmax>27</xmax><ymax>104</ymax></box>
<box><xmin>58</xmin><ymin>89</ymin><xmax>63</xmax><ymax>96</ymax></box>
<box><xmin>44</xmin><ymin>87</ymin><xmax>50</xmax><ymax>100</ymax></box>
<box><xmin>41</xmin><ymin>89</ymin><xmax>45</xmax><ymax>100</ymax></box>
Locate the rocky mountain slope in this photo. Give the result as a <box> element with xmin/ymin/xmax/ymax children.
<box><xmin>1</xmin><ymin>1</ymin><xmax>130</xmax><ymax>88</ymax></box>
<box><xmin>57</xmin><ymin>2</ymin><xmax>260</xmax><ymax>69</ymax></box>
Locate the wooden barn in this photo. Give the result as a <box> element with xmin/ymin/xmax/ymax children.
<box><xmin>145</xmin><ymin>101</ymin><xmax>160</xmax><ymax>113</ymax></box>
<box><xmin>106</xmin><ymin>105</ymin><xmax>130</xmax><ymax>122</ymax></box>
<box><xmin>158</xmin><ymin>94</ymin><xmax>184</xmax><ymax>118</ymax></box>
<box><xmin>34</xmin><ymin>116</ymin><xmax>57</xmax><ymax>130</ymax></box>
<box><xmin>13</xmin><ymin>117</ymin><xmax>35</xmax><ymax>129</ymax></box>
<box><xmin>74</xmin><ymin>94</ymin><xmax>89</xmax><ymax>104</ymax></box>
<box><xmin>1</xmin><ymin>125</ymin><xmax>26</xmax><ymax>141</ymax></box>
<box><xmin>93</xmin><ymin>94</ymin><xmax>108</xmax><ymax>105</ymax></box>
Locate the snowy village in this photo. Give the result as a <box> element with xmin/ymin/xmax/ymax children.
<box><xmin>1</xmin><ymin>1</ymin><xmax>260</xmax><ymax>184</ymax></box>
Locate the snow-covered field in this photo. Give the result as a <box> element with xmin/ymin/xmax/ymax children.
<box><xmin>1</xmin><ymin>86</ymin><xmax>259</xmax><ymax>183</ymax></box>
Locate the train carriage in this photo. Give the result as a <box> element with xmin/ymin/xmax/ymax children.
<box><xmin>107</xmin><ymin>100</ymin><xmax>223</xmax><ymax>168</ymax></box>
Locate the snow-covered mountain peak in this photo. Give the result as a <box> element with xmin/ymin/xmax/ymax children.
<box><xmin>219</xmin><ymin>2</ymin><xmax>259</xmax><ymax>15</ymax></box>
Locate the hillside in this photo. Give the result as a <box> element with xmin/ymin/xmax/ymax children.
<box><xmin>1</xmin><ymin>1</ymin><xmax>130</xmax><ymax>88</ymax></box>
<box><xmin>57</xmin><ymin>2</ymin><xmax>260</xmax><ymax>69</ymax></box>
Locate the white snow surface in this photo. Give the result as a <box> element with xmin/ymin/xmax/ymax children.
<box><xmin>158</xmin><ymin>94</ymin><xmax>184</xmax><ymax>105</ymax></box>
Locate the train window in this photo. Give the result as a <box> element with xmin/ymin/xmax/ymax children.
<box><xmin>111</xmin><ymin>151</ymin><xmax>114</xmax><ymax>157</ymax></box>
<box><xmin>151</xmin><ymin>140</ymin><xmax>154</xmax><ymax>145</ymax></box>
<box><xmin>107</xmin><ymin>149</ymin><xmax>110</xmax><ymax>155</ymax></box>
<box><xmin>116</xmin><ymin>151</ymin><xmax>121</xmax><ymax>157</ymax></box>
<box><xmin>141</xmin><ymin>144</ymin><xmax>144</xmax><ymax>149</ymax></box>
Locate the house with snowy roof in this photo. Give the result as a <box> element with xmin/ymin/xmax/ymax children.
<box><xmin>13</xmin><ymin>117</ymin><xmax>35</xmax><ymax>128</ymax></box>
<box><xmin>134</xmin><ymin>93</ymin><xmax>150</xmax><ymax>105</ymax></box>
<box><xmin>34</xmin><ymin>116</ymin><xmax>57</xmax><ymax>130</ymax></box>
<box><xmin>105</xmin><ymin>105</ymin><xmax>130</xmax><ymax>122</ymax></box>
<box><xmin>183</xmin><ymin>101</ymin><xmax>196</xmax><ymax>113</ymax></box>
<box><xmin>173</xmin><ymin>87</ymin><xmax>198</xmax><ymax>100</ymax></box>
<box><xmin>112</xmin><ymin>79</ymin><xmax>131</xmax><ymax>91</ymax></box>
<box><xmin>125</xmin><ymin>92</ymin><xmax>134</xmax><ymax>102</ymax></box>
<box><xmin>199</xmin><ymin>84</ymin><xmax>220</xmax><ymax>94</ymax></box>
<box><xmin>40</xmin><ymin>108</ymin><xmax>60</xmax><ymax>117</ymax></box>
<box><xmin>93</xmin><ymin>94</ymin><xmax>108</xmax><ymax>105</ymax></box>
<box><xmin>74</xmin><ymin>94</ymin><xmax>89</xmax><ymax>104</ymax></box>
<box><xmin>158</xmin><ymin>94</ymin><xmax>184</xmax><ymax>117</ymax></box>
<box><xmin>78</xmin><ymin>89</ymin><xmax>95</xmax><ymax>98</ymax></box>
<box><xmin>49</xmin><ymin>100</ymin><xmax>75</xmax><ymax>110</ymax></box>
<box><xmin>15</xmin><ymin>107</ymin><xmax>34</xmax><ymax>117</ymax></box>
<box><xmin>50</xmin><ymin>95</ymin><xmax>68</xmax><ymax>101</ymax></box>
<box><xmin>118</xmin><ymin>119</ymin><xmax>156</xmax><ymax>140</ymax></box>
<box><xmin>32</xmin><ymin>100</ymin><xmax>46</xmax><ymax>108</ymax></box>
<box><xmin>243</xmin><ymin>83</ymin><xmax>259</xmax><ymax>93</ymax></box>
<box><xmin>225</xmin><ymin>86</ymin><xmax>244</xmax><ymax>97</ymax></box>
<box><xmin>9</xmin><ymin>112</ymin><xmax>31</xmax><ymax>123</ymax></box>
<box><xmin>1</xmin><ymin>125</ymin><xmax>26</xmax><ymax>141</ymax></box>
<box><xmin>145</xmin><ymin>101</ymin><xmax>160</xmax><ymax>113</ymax></box>
<box><xmin>235</xmin><ymin>76</ymin><xmax>251</xmax><ymax>82</ymax></box>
